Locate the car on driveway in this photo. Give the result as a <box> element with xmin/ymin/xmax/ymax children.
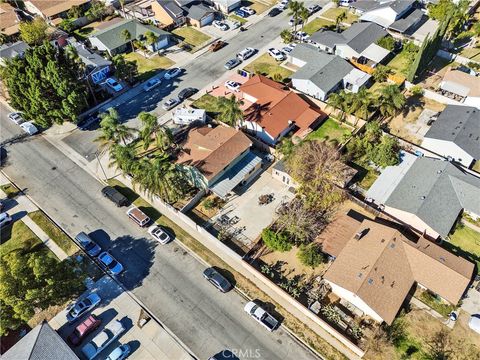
<box><xmin>143</xmin><ymin>77</ymin><xmax>162</xmax><ymax>91</ymax></box>
<box><xmin>67</xmin><ymin>314</ymin><xmax>102</xmax><ymax>346</ymax></box>
<box><xmin>203</xmin><ymin>267</ymin><xmax>232</xmax><ymax>292</ymax></box>
<box><xmin>213</xmin><ymin>20</ymin><xmax>229</xmax><ymax>31</ymax></box>
<box><xmin>268</xmin><ymin>48</ymin><xmax>286</xmax><ymax>61</ymax></box>
<box><xmin>225</xmin><ymin>80</ymin><xmax>241</xmax><ymax>92</ymax></box>
<box><xmin>164</xmin><ymin>67</ymin><xmax>182</xmax><ymax>80</ymax></box>
<box><xmin>20</xmin><ymin>121</ymin><xmax>38</xmax><ymax>135</ymax></box>
<box><xmin>308</xmin><ymin>4</ymin><xmax>321</xmax><ymax>14</ymax></box>
<box><xmin>293</xmin><ymin>31</ymin><xmax>309</xmax><ymax>41</ymax></box>
<box><xmin>66</xmin><ymin>293</ymin><xmax>101</xmax><ymax>324</ymax></box>
<box><xmin>282</xmin><ymin>45</ymin><xmax>294</xmax><ymax>54</ymax></box>
<box><xmin>75</xmin><ymin>231</ymin><xmax>102</xmax><ymax>257</ymax></box>
<box><xmin>267</xmin><ymin>7</ymin><xmax>281</xmax><ymax>17</ymax></box>
<box><xmin>81</xmin><ymin>319</ymin><xmax>125</xmax><ymax>360</ymax></box>
<box><xmin>8</xmin><ymin>112</ymin><xmax>25</xmax><ymax>124</ymax></box>
<box><xmin>105</xmin><ymin>78</ymin><xmax>123</xmax><ymax>92</ymax></box>
<box><xmin>224</xmin><ymin>58</ymin><xmax>242</xmax><ymax>70</ymax></box>
<box><xmin>148</xmin><ymin>224</ymin><xmax>171</xmax><ymax>244</ymax></box>
<box><xmin>101</xmin><ymin>186</ymin><xmax>129</xmax><ymax>207</ymax></box>
<box><xmin>178</xmin><ymin>87</ymin><xmax>198</xmax><ymax>100</ymax></box>
<box><xmin>162</xmin><ymin>98</ymin><xmax>180</xmax><ymax>110</ymax></box>
<box><xmin>234</xmin><ymin>9</ymin><xmax>248</xmax><ymax>18</ymax></box>
<box><xmin>0</xmin><ymin>212</ymin><xmax>12</xmax><ymax>228</ymax></box>
<box><xmin>231</xmin><ymin>21</ymin><xmax>241</xmax><ymax>29</ymax></box>
<box><xmin>106</xmin><ymin>344</ymin><xmax>131</xmax><ymax>360</ymax></box>
<box><xmin>98</xmin><ymin>251</ymin><xmax>124</xmax><ymax>276</ymax></box>
<box><xmin>240</xmin><ymin>6</ymin><xmax>255</xmax><ymax>15</ymax></box>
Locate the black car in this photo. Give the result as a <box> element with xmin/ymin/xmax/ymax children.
<box><xmin>267</xmin><ymin>7</ymin><xmax>281</xmax><ymax>17</ymax></box>
<box><xmin>78</xmin><ymin>112</ymin><xmax>100</xmax><ymax>130</ymax></box>
<box><xmin>178</xmin><ymin>87</ymin><xmax>198</xmax><ymax>100</ymax></box>
<box><xmin>101</xmin><ymin>186</ymin><xmax>129</xmax><ymax>207</ymax></box>
<box><xmin>203</xmin><ymin>267</ymin><xmax>232</xmax><ymax>293</ymax></box>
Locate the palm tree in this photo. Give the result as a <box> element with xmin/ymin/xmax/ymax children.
<box><xmin>299</xmin><ymin>7</ymin><xmax>310</xmax><ymax>35</ymax></box>
<box><xmin>144</xmin><ymin>31</ymin><xmax>158</xmax><ymax>52</ymax></box>
<box><xmin>280</xmin><ymin>29</ymin><xmax>293</xmax><ymax>44</ymax></box>
<box><xmin>376</xmin><ymin>84</ymin><xmax>406</xmax><ymax>120</ymax></box>
<box><xmin>335</xmin><ymin>10</ymin><xmax>347</xmax><ymax>32</ymax></box>
<box><xmin>218</xmin><ymin>95</ymin><xmax>244</xmax><ymax>127</ymax></box>
<box><xmin>350</xmin><ymin>88</ymin><xmax>374</xmax><ymax>122</ymax></box>
<box><xmin>96</xmin><ymin>108</ymin><xmax>135</xmax><ymax>150</ymax></box>
<box><xmin>156</xmin><ymin>127</ymin><xmax>174</xmax><ymax>152</ymax></box>
<box><xmin>108</xmin><ymin>143</ymin><xmax>136</xmax><ymax>173</ymax></box>
<box><xmin>327</xmin><ymin>91</ymin><xmax>348</xmax><ymax>122</ymax></box>
<box><xmin>138</xmin><ymin>112</ymin><xmax>159</xmax><ymax>151</ymax></box>
<box><xmin>65</xmin><ymin>44</ymin><xmax>98</xmax><ymax>105</ymax></box>
<box><xmin>288</xmin><ymin>1</ymin><xmax>302</xmax><ymax>33</ymax></box>
<box><xmin>121</xmin><ymin>29</ymin><xmax>134</xmax><ymax>52</ymax></box>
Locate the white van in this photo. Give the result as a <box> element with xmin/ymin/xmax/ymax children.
<box><xmin>236</xmin><ymin>47</ymin><xmax>256</xmax><ymax>61</ymax></box>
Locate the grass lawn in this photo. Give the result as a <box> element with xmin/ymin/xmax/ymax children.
<box><xmin>244</xmin><ymin>53</ymin><xmax>293</xmax><ymax>81</ymax></box>
<box><xmin>191</xmin><ymin>94</ymin><xmax>224</xmax><ymax>117</ymax></box>
<box><xmin>172</xmin><ymin>26</ymin><xmax>211</xmax><ymax>48</ymax></box>
<box><xmin>302</xmin><ymin>18</ymin><xmax>335</xmax><ymax>35</ymax></box>
<box><xmin>228</xmin><ymin>14</ymin><xmax>247</xmax><ymax>24</ymax></box>
<box><xmin>307</xmin><ymin>118</ymin><xmax>351</xmax><ymax>143</ymax></box>
<box><xmin>124</xmin><ymin>52</ymin><xmax>175</xmax><ymax>82</ymax></box>
<box><xmin>387</xmin><ymin>51</ymin><xmax>412</xmax><ymax>76</ymax></box>
<box><xmin>445</xmin><ymin>224</ymin><xmax>480</xmax><ymax>273</ymax></box>
<box><xmin>357</xmin><ymin>166</ymin><xmax>380</xmax><ymax>190</ymax></box>
<box><xmin>321</xmin><ymin>8</ymin><xmax>359</xmax><ymax>24</ymax></box>
<box><xmin>28</xmin><ymin>210</ymin><xmax>78</xmax><ymax>256</ymax></box>
<box><xmin>0</xmin><ymin>183</ymin><xmax>19</xmax><ymax>198</ymax></box>
<box><xmin>460</xmin><ymin>46</ymin><xmax>480</xmax><ymax>62</ymax></box>
<box><xmin>0</xmin><ymin>220</ymin><xmax>47</xmax><ymax>256</ymax></box>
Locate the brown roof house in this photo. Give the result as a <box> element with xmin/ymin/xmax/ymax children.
<box><xmin>239</xmin><ymin>75</ymin><xmax>327</xmax><ymax>146</ymax></box>
<box><xmin>24</xmin><ymin>0</ymin><xmax>90</xmax><ymax>23</ymax></box>
<box><xmin>0</xmin><ymin>2</ymin><xmax>21</xmax><ymax>37</ymax></box>
<box><xmin>440</xmin><ymin>68</ymin><xmax>480</xmax><ymax>109</ymax></box>
<box><xmin>323</xmin><ymin>217</ymin><xmax>474</xmax><ymax>324</ymax></box>
<box><xmin>177</xmin><ymin>125</ymin><xmax>263</xmax><ymax>198</ymax></box>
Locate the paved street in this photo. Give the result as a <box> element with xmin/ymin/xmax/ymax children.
<box><xmin>1</xmin><ymin>101</ymin><xmax>319</xmax><ymax>359</ymax></box>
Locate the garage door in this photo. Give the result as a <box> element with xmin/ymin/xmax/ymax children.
<box><xmin>155</xmin><ymin>37</ymin><xmax>169</xmax><ymax>50</ymax></box>
<box><xmin>201</xmin><ymin>13</ymin><xmax>214</xmax><ymax>27</ymax></box>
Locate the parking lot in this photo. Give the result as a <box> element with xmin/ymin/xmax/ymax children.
<box><xmin>49</xmin><ymin>276</ymin><xmax>192</xmax><ymax>360</ymax></box>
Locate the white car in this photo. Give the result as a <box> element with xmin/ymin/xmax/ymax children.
<box><xmin>213</xmin><ymin>20</ymin><xmax>229</xmax><ymax>31</ymax></box>
<box><xmin>282</xmin><ymin>45</ymin><xmax>294</xmax><ymax>54</ymax></box>
<box><xmin>164</xmin><ymin>67</ymin><xmax>182</xmax><ymax>80</ymax></box>
<box><xmin>143</xmin><ymin>77</ymin><xmax>162</xmax><ymax>91</ymax></box>
<box><xmin>308</xmin><ymin>4</ymin><xmax>321</xmax><ymax>14</ymax></box>
<box><xmin>162</xmin><ymin>98</ymin><xmax>180</xmax><ymax>110</ymax></box>
<box><xmin>278</xmin><ymin>2</ymin><xmax>288</xmax><ymax>10</ymax></box>
<box><xmin>0</xmin><ymin>212</ymin><xmax>12</xmax><ymax>228</ymax></box>
<box><xmin>240</xmin><ymin>6</ymin><xmax>255</xmax><ymax>15</ymax></box>
<box><xmin>225</xmin><ymin>80</ymin><xmax>241</xmax><ymax>92</ymax></box>
<box><xmin>268</xmin><ymin>48</ymin><xmax>286</xmax><ymax>61</ymax></box>
<box><xmin>8</xmin><ymin>112</ymin><xmax>25</xmax><ymax>124</ymax></box>
<box><xmin>237</xmin><ymin>47</ymin><xmax>256</xmax><ymax>61</ymax></box>
<box><xmin>82</xmin><ymin>320</ymin><xmax>125</xmax><ymax>360</ymax></box>
<box><xmin>106</xmin><ymin>344</ymin><xmax>131</xmax><ymax>360</ymax></box>
<box><xmin>66</xmin><ymin>293</ymin><xmax>101</xmax><ymax>323</ymax></box>
<box><xmin>294</xmin><ymin>31</ymin><xmax>309</xmax><ymax>41</ymax></box>
<box><xmin>105</xmin><ymin>78</ymin><xmax>123</xmax><ymax>92</ymax></box>
<box><xmin>98</xmin><ymin>251</ymin><xmax>124</xmax><ymax>276</ymax></box>
<box><xmin>148</xmin><ymin>225</ymin><xmax>171</xmax><ymax>244</ymax></box>
<box><xmin>19</xmin><ymin>121</ymin><xmax>38</xmax><ymax>135</ymax></box>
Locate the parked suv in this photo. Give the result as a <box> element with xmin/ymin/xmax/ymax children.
<box><xmin>126</xmin><ymin>206</ymin><xmax>150</xmax><ymax>227</ymax></box>
<box><xmin>178</xmin><ymin>87</ymin><xmax>198</xmax><ymax>100</ymax></box>
<box><xmin>236</xmin><ymin>47</ymin><xmax>256</xmax><ymax>61</ymax></box>
<box><xmin>75</xmin><ymin>232</ymin><xmax>102</xmax><ymax>257</ymax></box>
<box><xmin>101</xmin><ymin>186</ymin><xmax>129</xmax><ymax>207</ymax></box>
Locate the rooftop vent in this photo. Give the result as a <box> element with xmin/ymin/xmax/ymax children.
<box><xmin>391</xmin><ymin>281</ymin><xmax>395</xmax><ymax>288</ymax></box>
<box><xmin>357</xmin><ymin>272</ymin><xmax>363</xmax><ymax>278</ymax></box>
<box><xmin>354</xmin><ymin>228</ymin><xmax>368</xmax><ymax>240</ymax></box>
<box><xmin>420</xmin><ymin>196</ymin><xmax>426</xmax><ymax>200</ymax></box>
<box><xmin>368</xmin><ymin>278</ymin><xmax>374</xmax><ymax>285</ymax></box>
<box><xmin>390</xmin><ymin>243</ymin><xmax>396</xmax><ymax>249</ymax></box>
<box><xmin>381</xmin><ymin>276</ymin><xmax>385</xmax><ymax>284</ymax></box>
<box><xmin>439</xmin><ymin>257</ymin><xmax>446</xmax><ymax>263</ymax></box>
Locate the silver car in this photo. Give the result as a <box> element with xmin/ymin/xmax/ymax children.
<box><xmin>162</xmin><ymin>98</ymin><xmax>180</xmax><ymax>110</ymax></box>
<box><xmin>203</xmin><ymin>267</ymin><xmax>232</xmax><ymax>293</ymax></box>
<box><xmin>66</xmin><ymin>293</ymin><xmax>101</xmax><ymax>323</ymax></box>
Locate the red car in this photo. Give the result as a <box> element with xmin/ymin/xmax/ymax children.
<box><xmin>67</xmin><ymin>315</ymin><xmax>101</xmax><ymax>346</ymax></box>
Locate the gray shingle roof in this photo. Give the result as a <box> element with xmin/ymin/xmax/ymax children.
<box><xmin>351</xmin><ymin>0</ymin><xmax>414</xmax><ymax>15</ymax></box>
<box><xmin>424</xmin><ymin>105</ymin><xmax>480</xmax><ymax>160</ymax></box>
<box><xmin>159</xmin><ymin>0</ymin><xmax>185</xmax><ymax>18</ymax></box>
<box><xmin>72</xmin><ymin>42</ymin><xmax>111</xmax><ymax>68</ymax></box>
<box><xmin>186</xmin><ymin>3</ymin><xmax>214</xmax><ymax>20</ymax></box>
<box><xmin>389</xmin><ymin>8</ymin><xmax>424</xmax><ymax>33</ymax></box>
<box><xmin>384</xmin><ymin>157</ymin><xmax>480</xmax><ymax>237</ymax></box>
<box><xmin>3</xmin><ymin>322</ymin><xmax>79</xmax><ymax>360</ymax></box>
<box><xmin>309</xmin><ymin>31</ymin><xmax>345</xmax><ymax>48</ymax></box>
<box><xmin>0</xmin><ymin>41</ymin><xmax>29</xmax><ymax>60</ymax></box>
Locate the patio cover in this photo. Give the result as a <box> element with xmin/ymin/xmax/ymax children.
<box><xmin>440</xmin><ymin>80</ymin><xmax>470</xmax><ymax>97</ymax></box>
<box><xmin>360</xmin><ymin>43</ymin><xmax>390</xmax><ymax>64</ymax></box>
<box><xmin>209</xmin><ymin>152</ymin><xmax>262</xmax><ymax>198</ymax></box>
<box><xmin>359</xmin><ymin>13</ymin><xmax>394</xmax><ymax>28</ymax></box>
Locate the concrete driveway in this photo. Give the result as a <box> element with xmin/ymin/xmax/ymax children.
<box><xmin>462</xmin><ymin>287</ymin><xmax>480</xmax><ymax>315</ymax></box>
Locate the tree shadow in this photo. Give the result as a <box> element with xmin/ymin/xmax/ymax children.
<box><xmin>89</xmin><ymin>229</ymin><xmax>112</xmax><ymax>249</ymax></box>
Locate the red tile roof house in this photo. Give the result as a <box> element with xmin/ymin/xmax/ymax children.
<box><xmin>238</xmin><ymin>75</ymin><xmax>327</xmax><ymax>146</ymax></box>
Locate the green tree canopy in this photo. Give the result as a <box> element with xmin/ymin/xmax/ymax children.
<box><xmin>2</xmin><ymin>41</ymin><xmax>88</xmax><ymax>128</ymax></box>
<box><xmin>112</xmin><ymin>54</ymin><xmax>138</xmax><ymax>84</ymax></box>
<box><xmin>86</xmin><ymin>0</ymin><xmax>107</xmax><ymax>21</ymax></box>
<box><xmin>261</xmin><ymin>228</ymin><xmax>292</xmax><ymax>252</ymax></box>
<box><xmin>19</xmin><ymin>18</ymin><xmax>48</xmax><ymax>45</ymax></box>
<box><xmin>376</xmin><ymin>35</ymin><xmax>395</xmax><ymax>51</ymax></box>
<box><xmin>218</xmin><ymin>95</ymin><xmax>244</xmax><ymax>127</ymax></box>
<box><xmin>297</xmin><ymin>243</ymin><xmax>325</xmax><ymax>268</ymax></box>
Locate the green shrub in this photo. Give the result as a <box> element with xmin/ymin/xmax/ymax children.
<box><xmin>409</xmin><ymin>85</ymin><xmax>424</xmax><ymax>96</ymax></box>
<box><xmin>202</xmin><ymin>198</ymin><xmax>216</xmax><ymax>210</ymax></box>
<box><xmin>297</xmin><ymin>243</ymin><xmax>325</xmax><ymax>268</ymax></box>
<box><xmin>261</xmin><ymin>228</ymin><xmax>292</xmax><ymax>252</ymax></box>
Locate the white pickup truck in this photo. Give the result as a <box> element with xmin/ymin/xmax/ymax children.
<box><xmin>244</xmin><ymin>301</ymin><xmax>279</xmax><ymax>331</ymax></box>
<box><xmin>81</xmin><ymin>319</ymin><xmax>125</xmax><ymax>360</ymax></box>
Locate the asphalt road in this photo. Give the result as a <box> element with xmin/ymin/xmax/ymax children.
<box><xmin>1</xmin><ymin>101</ymin><xmax>320</xmax><ymax>359</ymax></box>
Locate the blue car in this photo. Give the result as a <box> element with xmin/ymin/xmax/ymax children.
<box><xmin>235</xmin><ymin>9</ymin><xmax>248</xmax><ymax>18</ymax></box>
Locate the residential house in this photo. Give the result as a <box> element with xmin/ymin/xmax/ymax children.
<box><xmin>152</xmin><ymin>0</ymin><xmax>215</xmax><ymax>28</ymax></box>
<box><xmin>366</xmin><ymin>155</ymin><xmax>480</xmax><ymax>239</ymax></box>
<box><xmin>24</xmin><ymin>0</ymin><xmax>90</xmax><ymax>24</ymax></box>
<box><xmin>289</xmin><ymin>44</ymin><xmax>371</xmax><ymax>101</ymax></box>
<box><xmin>88</xmin><ymin>18</ymin><xmax>171</xmax><ymax>55</ymax></box>
<box><xmin>440</xmin><ymin>69</ymin><xmax>480</xmax><ymax>109</ymax></box>
<box><xmin>239</xmin><ymin>75</ymin><xmax>327</xmax><ymax>145</ymax></box>
<box><xmin>211</xmin><ymin>0</ymin><xmax>241</xmax><ymax>13</ymax></box>
<box><xmin>2</xmin><ymin>321</ymin><xmax>79</xmax><ymax>360</ymax></box>
<box><xmin>177</xmin><ymin>125</ymin><xmax>263</xmax><ymax>198</ymax></box>
<box><xmin>323</xmin><ymin>216</ymin><xmax>474</xmax><ymax>324</ymax></box>
<box><xmin>69</xmin><ymin>39</ymin><xmax>112</xmax><ymax>84</ymax></box>
<box><xmin>309</xmin><ymin>22</ymin><xmax>390</xmax><ymax>66</ymax></box>
<box><xmin>152</xmin><ymin>0</ymin><xmax>186</xmax><ymax>27</ymax></box>
<box><xmin>0</xmin><ymin>41</ymin><xmax>30</xmax><ymax>66</ymax></box>
<box><xmin>184</xmin><ymin>3</ymin><xmax>215</xmax><ymax>27</ymax></box>
<box><xmin>422</xmin><ymin>105</ymin><xmax>480</xmax><ymax>168</ymax></box>
<box><xmin>0</xmin><ymin>2</ymin><xmax>22</xmax><ymax>38</ymax></box>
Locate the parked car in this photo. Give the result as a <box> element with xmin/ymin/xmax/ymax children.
<box><xmin>126</xmin><ymin>206</ymin><xmax>150</xmax><ymax>227</ymax></box>
<box><xmin>244</xmin><ymin>301</ymin><xmax>279</xmax><ymax>331</ymax></box>
<box><xmin>143</xmin><ymin>77</ymin><xmax>162</xmax><ymax>91</ymax></box>
<box><xmin>231</xmin><ymin>21</ymin><xmax>241</xmax><ymax>29</ymax></box>
<box><xmin>0</xmin><ymin>212</ymin><xmax>12</xmax><ymax>228</ymax></box>
<box><xmin>162</xmin><ymin>98</ymin><xmax>180</xmax><ymax>110</ymax></box>
<box><xmin>282</xmin><ymin>45</ymin><xmax>294</xmax><ymax>54</ymax></box>
<box><xmin>78</xmin><ymin>112</ymin><xmax>100</xmax><ymax>130</ymax></box>
<box><xmin>240</xmin><ymin>6</ymin><xmax>255</xmax><ymax>15</ymax></box>
<box><xmin>236</xmin><ymin>47</ymin><xmax>256</xmax><ymax>61</ymax></box>
<box><xmin>203</xmin><ymin>267</ymin><xmax>232</xmax><ymax>292</ymax></box>
<box><xmin>98</xmin><ymin>251</ymin><xmax>124</xmax><ymax>276</ymax></box>
<box><xmin>293</xmin><ymin>31</ymin><xmax>309</xmax><ymax>41</ymax></box>
<box><xmin>178</xmin><ymin>87</ymin><xmax>198</xmax><ymax>100</ymax></box>
<box><xmin>209</xmin><ymin>40</ymin><xmax>227</xmax><ymax>52</ymax></box>
<box><xmin>268</xmin><ymin>48</ymin><xmax>286</xmax><ymax>61</ymax></box>
<box><xmin>67</xmin><ymin>315</ymin><xmax>102</xmax><ymax>346</ymax></box>
<box><xmin>20</xmin><ymin>122</ymin><xmax>38</xmax><ymax>135</ymax></box>
<box><xmin>289</xmin><ymin>17</ymin><xmax>303</xmax><ymax>27</ymax></box>
<box><xmin>106</xmin><ymin>344</ymin><xmax>131</xmax><ymax>360</ymax></box>
<box><xmin>224</xmin><ymin>58</ymin><xmax>242</xmax><ymax>70</ymax></box>
<box><xmin>164</xmin><ymin>67</ymin><xmax>182</xmax><ymax>80</ymax></box>
<box><xmin>308</xmin><ymin>4</ymin><xmax>321</xmax><ymax>14</ymax></box>
<box><xmin>81</xmin><ymin>319</ymin><xmax>125</xmax><ymax>360</ymax></box>
<box><xmin>278</xmin><ymin>2</ymin><xmax>288</xmax><ymax>10</ymax></box>
<box><xmin>8</xmin><ymin>112</ymin><xmax>25</xmax><ymax>124</ymax></box>
<box><xmin>267</xmin><ymin>7</ymin><xmax>282</xmax><ymax>17</ymax></box>
<box><xmin>209</xmin><ymin>350</ymin><xmax>240</xmax><ymax>360</ymax></box>
<box><xmin>213</xmin><ymin>20</ymin><xmax>229</xmax><ymax>31</ymax></box>
<box><xmin>66</xmin><ymin>293</ymin><xmax>101</xmax><ymax>324</ymax></box>
<box><xmin>225</xmin><ymin>80</ymin><xmax>241</xmax><ymax>92</ymax></box>
<box><xmin>234</xmin><ymin>9</ymin><xmax>248</xmax><ymax>18</ymax></box>
<box><xmin>148</xmin><ymin>224</ymin><xmax>171</xmax><ymax>244</ymax></box>
<box><xmin>101</xmin><ymin>186</ymin><xmax>129</xmax><ymax>207</ymax></box>
<box><xmin>75</xmin><ymin>232</ymin><xmax>102</xmax><ymax>257</ymax></box>
<box><xmin>469</xmin><ymin>315</ymin><xmax>480</xmax><ymax>334</ymax></box>
<box><xmin>105</xmin><ymin>78</ymin><xmax>123</xmax><ymax>92</ymax></box>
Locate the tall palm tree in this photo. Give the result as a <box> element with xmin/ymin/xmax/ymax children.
<box><xmin>96</xmin><ymin>108</ymin><xmax>135</xmax><ymax>150</ymax></box>
<box><xmin>218</xmin><ymin>95</ymin><xmax>244</xmax><ymax>127</ymax></box>
<box><xmin>144</xmin><ymin>31</ymin><xmax>158</xmax><ymax>52</ymax></box>
<box><xmin>299</xmin><ymin>7</ymin><xmax>310</xmax><ymax>35</ymax></box>
<box><xmin>121</xmin><ymin>29</ymin><xmax>134</xmax><ymax>52</ymax></box>
<box><xmin>335</xmin><ymin>10</ymin><xmax>347</xmax><ymax>32</ymax></box>
<box><xmin>156</xmin><ymin>127</ymin><xmax>174</xmax><ymax>153</ymax></box>
<box><xmin>65</xmin><ymin>44</ymin><xmax>98</xmax><ymax>104</ymax></box>
<box><xmin>350</xmin><ymin>88</ymin><xmax>374</xmax><ymax>122</ymax></box>
<box><xmin>108</xmin><ymin>143</ymin><xmax>136</xmax><ymax>173</ymax></box>
<box><xmin>376</xmin><ymin>84</ymin><xmax>406</xmax><ymax>120</ymax></box>
<box><xmin>138</xmin><ymin>112</ymin><xmax>159</xmax><ymax>151</ymax></box>
<box><xmin>288</xmin><ymin>1</ymin><xmax>302</xmax><ymax>34</ymax></box>
<box><xmin>327</xmin><ymin>91</ymin><xmax>348</xmax><ymax>122</ymax></box>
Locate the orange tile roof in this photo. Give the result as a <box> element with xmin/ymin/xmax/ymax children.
<box><xmin>177</xmin><ymin>126</ymin><xmax>252</xmax><ymax>180</ymax></box>
<box><xmin>240</xmin><ymin>75</ymin><xmax>326</xmax><ymax>139</ymax></box>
